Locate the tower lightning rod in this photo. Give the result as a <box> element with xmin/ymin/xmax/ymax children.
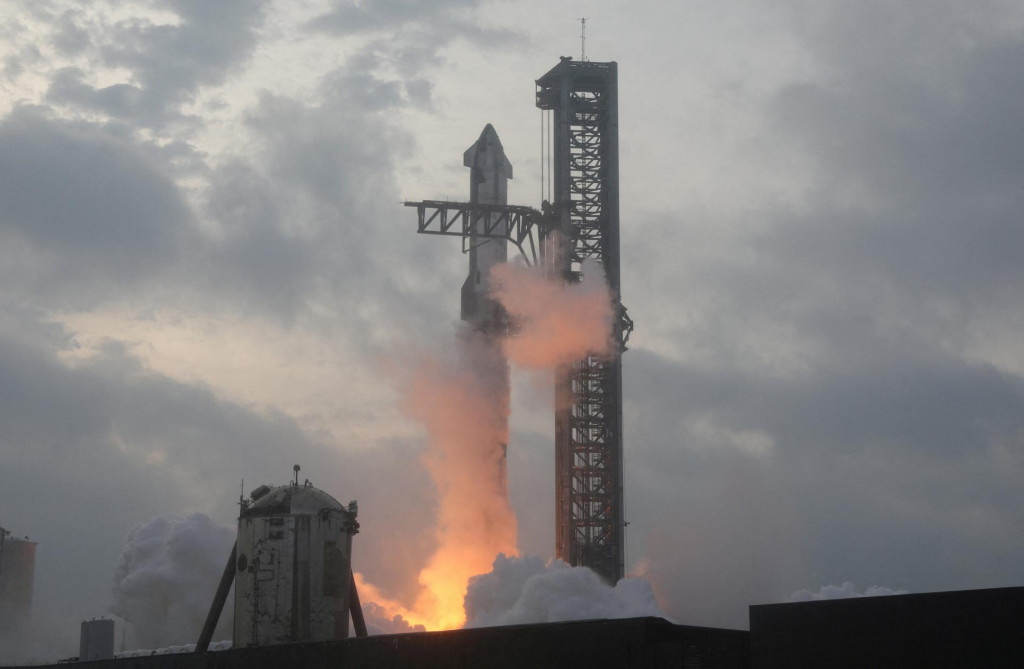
<box><xmin>579</xmin><ymin>17</ymin><xmax>587</xmax><ymax>61</ymax></box>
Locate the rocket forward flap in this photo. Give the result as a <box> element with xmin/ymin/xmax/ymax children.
<box><xmin>461</xmin><ymin>125</ymin><xmax>512</xmax><ymax>327</ymax></box>
<box><xmin>464</xmin><ymin>124</ymin><xmax>513</xmax><ymax>178</ymax></box>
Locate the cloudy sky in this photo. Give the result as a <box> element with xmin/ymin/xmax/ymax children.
<box><xmin>1</xmin><ymin>0</ymin><xmax>1022</xmax><ymax>650</ymax></box>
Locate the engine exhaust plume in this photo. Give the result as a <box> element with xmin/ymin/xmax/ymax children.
<box><xmin>355</xmin><ymin>258</ymin><xmax>617</xmax><ymax>631</ymax></box>
<box><xmin>360</xmin><ymin>326</ymin><xmax>518</xmax><ymax>630</ymax></box>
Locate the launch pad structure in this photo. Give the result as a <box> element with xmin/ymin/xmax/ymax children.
<box><xmin>406</xmin><ymin>56</ymin><xmax>631</xmax><ymax>583</ymax></box>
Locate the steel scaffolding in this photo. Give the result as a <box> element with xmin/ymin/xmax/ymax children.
<box><xmin>537</xmin><ymin>58</ymin><xmax>630</xmax><ymax>584</ymax></box>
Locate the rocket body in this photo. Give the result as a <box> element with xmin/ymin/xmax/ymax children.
<box><xmin>459</xmin><ymin>125</ymin><xmax>512</xmax><ymax>497</ymax></box>
<box><xmin>461</xmin><ymin>124</ymin><xmax>513</xmax><ymax>328</ymax></box>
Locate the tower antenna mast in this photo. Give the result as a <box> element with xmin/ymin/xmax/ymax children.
<box><xmin>579</xmin><ymin>17</ymin><xmax>587</xmax><ymax>61</ymax></box>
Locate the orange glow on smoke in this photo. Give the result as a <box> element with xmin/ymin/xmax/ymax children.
<box><xmin>363</xmin><ymin>331</ymin><xmax>518</xmax><ymax>630</ymax></box>
<box><xmin>356</xmin><ymin>261</ymin><xmax>613</xmax><ymax>631</ymax></box>
<box><xmin>490</xmin><ymin>259</ymin><xmax>614</xmax><ymax>369</ymax></box>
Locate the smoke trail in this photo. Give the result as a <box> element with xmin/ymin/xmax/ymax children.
<box><xmin>464</xmin><ymin>554</ymin><xmax>665</xmax><ymax>627</ymax></box>
<box><xmin>110</xmin><ymin>514</ymin><xmax>234</xmax><ymax>649</ymax></box>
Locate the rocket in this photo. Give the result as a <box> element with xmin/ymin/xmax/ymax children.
<box><xmin>461</xmin><ymin>124</ymin><xmax>513</xmax><ymax>330</ymax></box>
<box><xmin>459</xmin><ymin>124</ymin><xmax>513</xmax><ymax>496</ymax></box>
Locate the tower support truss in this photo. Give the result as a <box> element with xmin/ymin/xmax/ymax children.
<box><xmin>405</xmin><ymin>200</ymin><xmax>546</xmax><ymax>265</ymax></box>
<box><xmin>537</xmin><ymin>58</ymin><xmax>629</xmax><ymax>583</ymax></box>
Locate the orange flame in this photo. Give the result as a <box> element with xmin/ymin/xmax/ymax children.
<box><xmin>357</xmin><ymin>261</ymin><xmax>613</xmax><ymax>630</ymax></box>
<box><xmin>363</xmin><ymin>330</ymin><xmax>518</xmax><ymax>630</ymax></box>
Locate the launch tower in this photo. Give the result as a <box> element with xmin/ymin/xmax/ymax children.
<box><xmin>537</xmin><ymin>58</ymin><xmax>629</xmax><ymax>583</ymax></box>
<box><xmin>407</xmin><ymin>57</ymin><xmax>630</xmax><ymax>584</ymax></box>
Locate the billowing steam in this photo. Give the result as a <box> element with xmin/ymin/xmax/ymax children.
<box><xmin>788</xmin><ymin>582</ymin><xmax>908</xmax><ymax>602</ymax></box>
<box><xmin>491</xmin><ymin>259</ymin><xmax>614</xmax><ymax>369</ymax></box>
<box><xmin>464</xmin><ymin>554</ymin><xmax>665</xmax><ymax>627</ymax></box>
<box><xmin>358</xmin><ymin>599</ymin><xmax>426</xmax><ymax>635</ymax></box>
<box><xmin>110</xmin><ymin>514</ymin><xmax>234</xmax><ymax>649</ymax></box>
<box><xmin>356</xmin><ymin>259</ymin><xmax>632</xmax><ymax>631</ymax></box>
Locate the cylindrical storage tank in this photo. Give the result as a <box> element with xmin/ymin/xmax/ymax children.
<box><xmin>80</xmin><ymin>618</ymin><xmax>116</xmax><ymax>660</ymax></box>
<box><xmin>233</xmin><ymin>481</ymin><xmax>358</xmax><ymax>647</ymax></box>
<box><xmin>0</xmin><ymin>534</ymin><xmax>37</xmax><ymax>633</ymax></box>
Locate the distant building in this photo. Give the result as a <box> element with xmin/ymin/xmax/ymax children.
<box><xmin>0</xmin><ymin>528</ymin><xmax>37</xmax><ymax>634</ymax></box>
<box><xmin>80</xmin><ymin>619</ymin><xmax>116</xmax><ymax>661</ymax></box>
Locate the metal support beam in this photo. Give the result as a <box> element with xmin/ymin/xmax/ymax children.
<box><xmin>349</xmin><ymin>570</ymin><xmax>368</xmax><ymax>638</ymax></box>
<box><xmin>404</xmin><ymin>200</ymin><xmax>548</xmax><ymax>266</ymax></box>
<box><xmin>196</xmin><ymin>542</ymin><xmax>237</xmax><ymax>653</ymax></box>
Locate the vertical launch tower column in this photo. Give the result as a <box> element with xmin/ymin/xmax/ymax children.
<box><xmin>537</xmin><ymin>58</ymin><xmax>629</xmax><ymax>583</ymax></box>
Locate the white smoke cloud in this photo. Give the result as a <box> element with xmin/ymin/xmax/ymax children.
<box><xmin>359</xmin><ymin>601</ymin><xmax>426</xmax><ymax>636</ymax></box>
<box><xmin>788</xmin><ymin>581</ymin><xmax>908</xmax><ymax>602</ymax></box>
<box><xmin>110</xmin><ymin>514</ymin><xmax>235</xmax><ymax>649</ymax></box>
<box><xmin>490</xmin><ymin>258</ymin><xmax>615</xmax><ymax>369</ymax></box>
<box><xmin>463</xmin><ymin>554</ymin><xmax>665</xmax><ymax>628</ymax></box>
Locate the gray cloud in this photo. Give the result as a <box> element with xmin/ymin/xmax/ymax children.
<box><xmin>0</xmin><ymin>107</ymin><xmax>193</xmax><ymax>307</ymax></box>
<box><xmin>763</xmin><ymin>38</ymin><xmax>1024</xmax><ymax>311</ymax></box>
<box><xmin>194</xmin><ymin>62</ymin><xmax>462</xmax><ymax>338</ymax></box>
<box><xmin>3</xmin><ymin>61</ymin><xmax>455</xmax><ymax>336</ymax></box>
<box><xmin>51</xmin><ymin>9</ymin><xmax>92</xmax><ymax>56</ymax></box>
<box><xmin>308</xmin><ymin>0</ymin><xmax>478</xmax><ymax>35</ymax></box>
<box><xmin>44</xmin><ymin>0</ymin><xmax>270</xmax><ymax>127</ymax></box>
<box><xmin>46</xmin><ymin>67</ymin><xmax>175</xmax><ymax>126</ymax></box>
<box><xmin>623</xmin><ymin>342</ymin><xmax>1024</xmax><ymax>628</ymax></box>
<box><xmin>617</xmin><ymin>1</ymin><xmax>1024</xmax><ymax>627</ymax></box>
<box><xmin>307</xmin><ymin>0</ymin><xmax>525</xmax><ymax>81</ymax></box>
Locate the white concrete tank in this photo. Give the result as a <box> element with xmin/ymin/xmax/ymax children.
<box><xmin>0</xmin><ymin>531</ymin><xmax>37</xmax><ymax>634</ymax></box>
<box><xmin>233</xmin><ymin>479</ymin><xmax>358</xmax><ymax>647</ymax></box>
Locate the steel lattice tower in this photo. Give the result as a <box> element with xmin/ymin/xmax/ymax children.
<box><xmin>537</xmin><ymin>58</ymin><xmax>630</xmax><ymax>584</ymax></box>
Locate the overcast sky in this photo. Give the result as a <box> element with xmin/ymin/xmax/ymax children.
<box><xmin>1</xmin><ymin>0</ymin><xmax>1022</xmax><ymax>647</ymax></box>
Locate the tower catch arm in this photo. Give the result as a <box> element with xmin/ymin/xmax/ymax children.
<box><xmin>404</xmin><ymin>200</ymin><xmax>550</xmax><ymax>265</ymax></box>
